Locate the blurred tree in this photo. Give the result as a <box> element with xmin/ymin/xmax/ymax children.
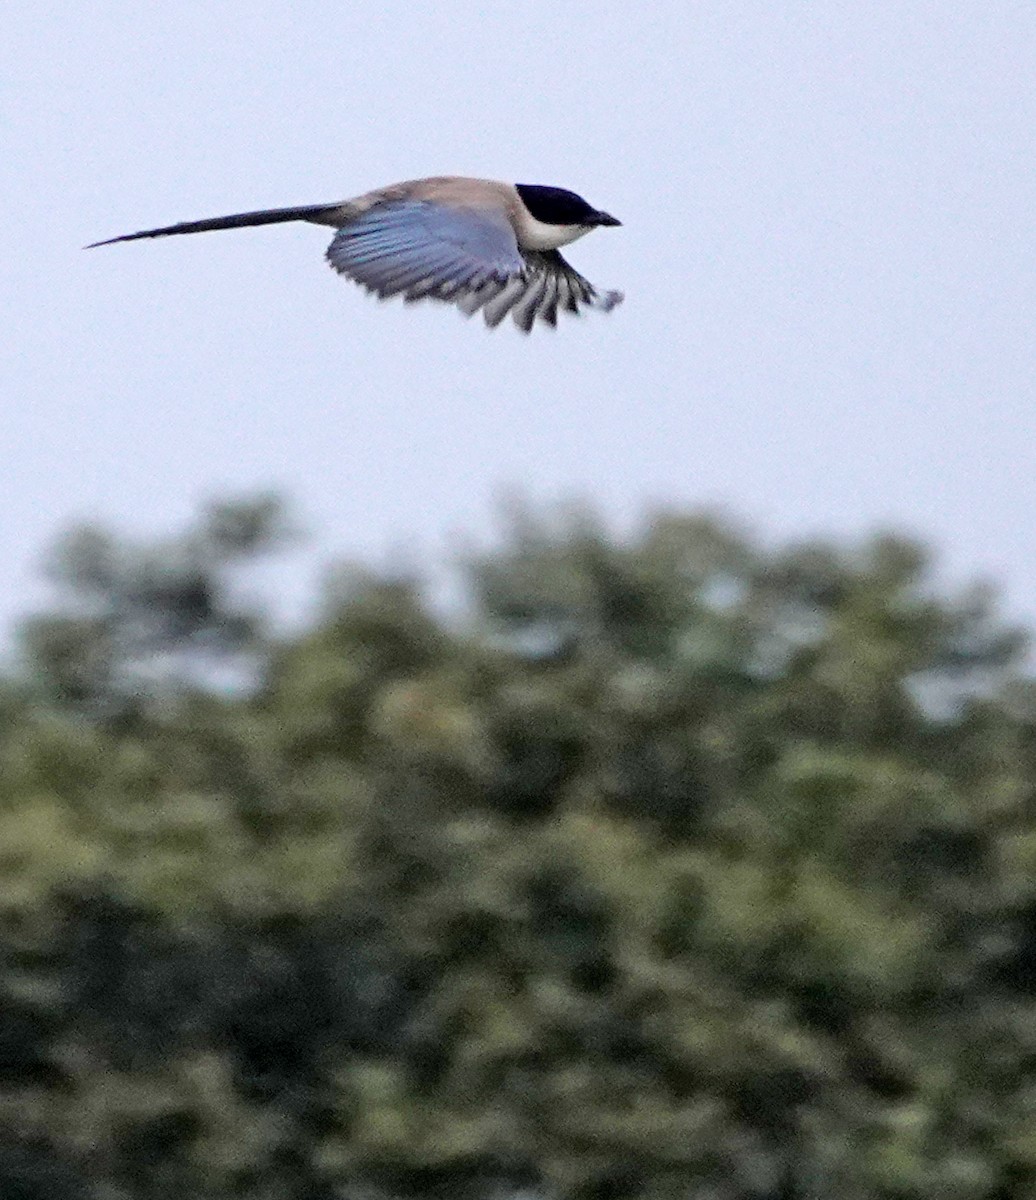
<box><xmin>19</xmin><ymin>492</ymin><xmax>293</xmax><ymax>718</ymax></box>
<box><xmin>0</xmin><ymin>496</ymin><xmax>1033</xmax><ymax>1199</ymax></box>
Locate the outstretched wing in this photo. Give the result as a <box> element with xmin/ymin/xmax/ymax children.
<box><xmin>326</xmin><ymin>200</ymin><xmax>523</xmax><ymax>305</ymax></box>
<box><xmin>326</xmin><ymin>202</ymin><xmax>623</xmax><ymax>332</ymax></box>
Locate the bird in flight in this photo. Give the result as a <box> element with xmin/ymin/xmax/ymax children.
<box><xmin>89</xmin><ymin>176</ymin><xmax>623</xmax><ymax>333</ymax></box>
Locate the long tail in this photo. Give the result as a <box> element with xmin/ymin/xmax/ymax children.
<box><xmin>86</xmin><ymin>203</ymin><xmax>344</xmax><ymax>248</ymax></box>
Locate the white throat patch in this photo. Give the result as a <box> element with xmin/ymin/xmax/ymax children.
<box><xmin>514</xmin><ymin>210</ymin><xmax>591</xmax><ymax>251</ymax></box>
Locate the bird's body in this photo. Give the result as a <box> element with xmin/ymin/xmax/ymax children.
<box><xmin>89</xmin><ymin>176</ymin><xmax>623</xmax><ymax>332</ymax></box>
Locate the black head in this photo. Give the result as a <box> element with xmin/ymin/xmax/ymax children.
<box><xmin>515</xmin><ymin>183</ymin><xmax>621</xmax><ymax>228</ymax></box>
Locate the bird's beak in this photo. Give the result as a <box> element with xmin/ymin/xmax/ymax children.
<box><xmin>593</xmin><ymin>211</ymin><xmax>622</xmax><ymax>227</ymax></box>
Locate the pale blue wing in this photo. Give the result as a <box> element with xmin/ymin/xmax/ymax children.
<box><xmin>326</xmin><ymin>201</ymin><xmax>623</xmax><ymax>333</ymax></box>
<box><xmin>326</xmin><ymin>200</ymin><xmax>523</xmax><ymax>303</ymax></box>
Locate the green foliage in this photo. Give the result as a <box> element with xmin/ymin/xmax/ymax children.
<box><xmin>1</xmin><ymin>496</ymin><xmax>1035</xmax><ymax>1198</ymax></box>
<box><xmin>19</xmin><ymin>493</ymin><xmax>292</xmax><ymax>717</ymax></box>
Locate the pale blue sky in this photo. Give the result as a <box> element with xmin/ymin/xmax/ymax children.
<box><xmin>4</xmin><ymin>3</ymin><xmax>1035</xmax><ymax>641</ymax></box>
